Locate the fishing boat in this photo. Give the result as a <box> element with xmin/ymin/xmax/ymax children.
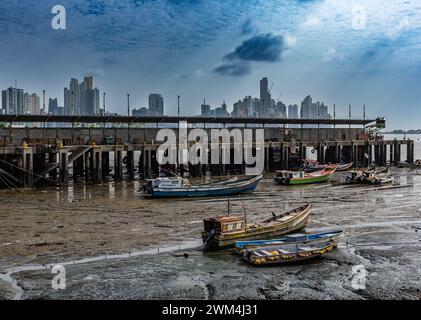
<box><xmin>397</xmin><ymin>161</ymin><xmax>421</xmax><ymax>169</ymax></box>
<box><xmin>240</xmin><ymin>241</ymin><xmax>335</xmax><ymax>265</ymax></box>
<box><xmin>202</xmin><ymin>204</ymin><xmax>312</xmax><ymax>251</ymax></box>
<box><xmin>345</xmin><ymin>171</ymin><xmax>394</xmax><ymax>185</ymax></box>
<box><xmin>235</xmin><ymin>229</ymin><xmax>344</xmax><ymax>251</ymax></box>
<box><xmin>273</xmin><ymin>168</ymin><xmax>336</xmax><ymax>185</ymax></box>
<box><xmin>142</xmin><ymin>174</ymin><xmax>262</xmax><ymax>198</ymax></box>
<box><xmin>304</xmin><ymin>162</ymin><xmax>353</xmax><ymax>172</ymax></box>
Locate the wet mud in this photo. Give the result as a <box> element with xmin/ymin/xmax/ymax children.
<box><xmin>1</xmin><ymin>169</ymin><xmax>421</xmax><ymax>299</ymax></box>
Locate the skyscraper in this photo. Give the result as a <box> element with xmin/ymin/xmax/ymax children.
<box><xmin>64</xmin><ymin>76</ymin><xmax>100</xmax><ymax>116</ymax></box>
<box><xmin>48</xmin><ymin>98</ymin><xmax>59</xmax><ymax>115</ymax></box>
<box><xmin>259</xmin><ymin>77</ymin><xmax>271</xmax><ymax>117</ymax></box>
<box><xmin>201</xmin><ymin>103</ymin><xmax>211</xmax><ymax>116</ymax></box>
<box><xmin>288</xmin><ymin>104</ymin><xmax>299</xmax><ymax>128</ymax></box>
<box><xmin>1</xmin><ymin>87</ymin><xmax>24</xmax><ymax>114</ymax></box>
<box><xmin>149</xmin><ymin>94</ymin><xmax>164</xmax><ymax>116</ymax></box>
<box><xmin>301</xmin><ymin>95</ymin><xmax>318</xmax><ymax>119</ymax></box>
<box><xmin>64</xmin><ymin>78</ymin><xmax>80</xmax><ymax>115</ymax></box>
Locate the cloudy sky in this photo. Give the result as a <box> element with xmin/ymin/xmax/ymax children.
<box><xmin>0</xmin><ymin>0</ymin><xmax>420</xmax><ymax>129</ymax></box>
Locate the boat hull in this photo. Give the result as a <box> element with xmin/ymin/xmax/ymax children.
<box><xmin>242</xmin><ymin>242</ymin><xmax>335</xmax><ymax>265</ymax></box>
<box><xmin>147</xmin><ymin>175</ymin><xmax>262</xmax><ymax>198</ymax></box>
<box><xmin>235</xmin><ymin>230</ymin><xmax>344</xmax><ymax>250</ymax></box>
<box><xmin>274</xmin><ymin>173</ymin><xmax>333</xmax><ymax>185</ymax></box>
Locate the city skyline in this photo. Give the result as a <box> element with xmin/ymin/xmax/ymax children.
<box><xmin>1</xmin><ymin>76</ymin><xmax>349</xmax><ymax>123</ymax></box>
<box><xmin>0</xmin><ymin>1</ymin><xmax>420</xmax><ymax>129</ymax></box>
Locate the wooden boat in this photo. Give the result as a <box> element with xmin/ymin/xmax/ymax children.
<box><xmin>235</xmin><ymin>229</ymin><xmax>344</xmax><ymax>251</ymax></box>
<box><xmin>240</xmin><ymin>241</ymin><xmax>335</xmax><ymax>265</ymax></box>
<box><xmin>304</xmin><ymin>162</ymin><xmax>353</xmax><ymax>172</ymax></box>
<box><xmin>202</xmin><ymin>204</ymin><xmax>312</xmax><ymax>251</ymax></box>
<box><xmin>142</xmin><ymin>174</ymin><xmax>262</xmax><ymax>198</ymax></box>
<box><xmin>336</xmin><ymin>162</ymin><xmax>354</xmax><ymax>171</ymax></box>
<box><xmin>273</xmin><ymin>168</ymin><xmax>336</xmax><ymax>185</ymax></box>
<box><xmin>345</xmin><ymin>171</ymin><xmax>393</xmax><ymax>185</ymax></box>
<box><xmin>397</xmin><ymin>162</ymin><xmax>421</xmax><ymax>169</ymax></box>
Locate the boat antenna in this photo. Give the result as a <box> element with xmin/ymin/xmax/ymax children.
<box><xmin>227</xmin><ymin>200</ymin><xmax>230</xmax><ymax>216</ymax></box>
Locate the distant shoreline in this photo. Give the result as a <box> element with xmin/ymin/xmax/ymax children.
<box><xmin>382</xmin><ymin>131</ymin><xmax>421</xmax><ymax>135</ymax></box>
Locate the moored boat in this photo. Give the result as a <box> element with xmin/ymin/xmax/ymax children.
<box><xmin>273</xmin><ymin>168</ymin><xmax>336</xmax><ymax>185</ymax></box>
<box><xmin>142</xmin><ymin>174</ymin><xmax>262</xmax><ymax>198</ymax></box>
<box><xmin>240</xmin><ymin>241</ymin><xmax>335</xmax><ymax>265</ymax></box>
<box><xmin>202</xmin><ymin>204</ymin><xmax>312</xmax><ymax>251</ymax></box>
<box><xmin>235</xmin><ymin>229</ymin><xmax>344</xmax><ymax>251</ymax></box>
<box><xmin>304</xmin><ymin>162</ymin><xmax>353</xmax><ymax>172</ymax></box>
<box><xmin>345</xmin><ymin>171</ymin><xmax>394</xmax><ymax>185</ymax></box>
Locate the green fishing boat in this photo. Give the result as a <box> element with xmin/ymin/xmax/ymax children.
<box><xmin>274</xmin><ymin>168</ymin><xmax>336</xmax><ymax>185</ymax></box>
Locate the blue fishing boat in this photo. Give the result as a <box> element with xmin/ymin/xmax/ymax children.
<box><xmin>235</xmin><ymin>229</ymin><xmax>344</xmax><ymax>251</ymax></box>
<box><xmin>142</xmin><ymin>174</ymin><xmax>263</xmax><ymax>198</ymax></box>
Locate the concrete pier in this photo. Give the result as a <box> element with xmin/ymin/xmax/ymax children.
<box><xmin>0</xmin><ymin>117</ymin><xmax>415</xmax><ymax>188</ymax></box>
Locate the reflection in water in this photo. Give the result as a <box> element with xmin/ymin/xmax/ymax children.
<box><xmin>109</xmin><ymin>183</ymin><xmax>115</xmax><ymax>200</ymax></box>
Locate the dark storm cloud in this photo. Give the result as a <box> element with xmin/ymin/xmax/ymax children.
<box><xmin>213</xmin><ymin>62</ymin><xmax>251</xmax><ymax>76</ymax></box>
<box><xmin>224</xmin><ymin>33</ymin><xmax>284</xmax><ymax>62</ymax></box>
<box><xmin>241</xmin><ymin>18</ymin><xmax>256</xmax><ymax>35</ymax></box>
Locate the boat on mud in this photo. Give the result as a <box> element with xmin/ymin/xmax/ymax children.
<box><xmin>239</xmin><ymin>241</ymin><xmax>335</xmax><ymax>265</ymax></box>
<box><xmin>235</xmin><ymin>229</ymin><xmax>344</xmax><ymax>251</ymax></box>
<box><xmin>142</xmin><ymin>174</ymin><xmax>262</xmax><ymax>198</ymax></box>
<box><xmin>202</xmin><ymin>204</ymin><xmax>312</xmax><ymax>251</ymax></box>
<box><xmin>273</xmin><ymin>168</ymin><xmax>336</xmax><ymax>185</ymax></box>
<box><xmin>304</xmin><ymin>162</ymin><xmax>353</xmax><ymax>173</ymax></box>
<box><xmin>345</xmin><ymin>171</ymin><xmax>394</xmax><ymax>185</ymax></box>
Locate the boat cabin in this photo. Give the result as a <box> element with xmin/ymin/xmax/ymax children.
<box><xmin>276</xmin><ymin>171</ymin><xmax>305</xmax><ymax>179</ymax></box>
<box><xmin>203</xmin><ymin>216</ymin><xmax>246</xmax><ymax>235</ymax></box>
<box><xmin>147</xmin><ymin>177</ymin><xmax>188</xmax><ymax>189</ymax></box>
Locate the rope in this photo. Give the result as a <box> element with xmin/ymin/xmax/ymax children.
<box><xmin>0</xmin><ymin>171</ymin><xmax>18</xmax><ymax>189</ymax></box>
<box><xmin>345</xmin><ymin>240</ymin><xmax>420</xmax><ymax>247</ymax></box>
<box><xmin>0</xmin><ymin>173</ymin><xmax>14</xmax><ymax>190</ymax></box>
<box><xmin>0</xmin><ymin>159</ymin><xmax>58</xmax><ymax>184</ymax></box>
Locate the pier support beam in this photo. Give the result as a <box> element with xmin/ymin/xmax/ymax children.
<box><xmin>283</xmin><ymin>145</ymin><xmax>289</xmax><ymax>170</ymax></box>
<box><xmin>59</xmin><ymin>150</ymin><xmax>69</xmax><ymax>184</ymax></box>
<box><xmin>102</xmin><ymin>152</ymin><xmax>110</xmax><ymax>180</ymax></box>
<box><xmin>49</xmin><ymin>152</ymin><xmax>58</xmax><ymax>181</ymax></box>
<box><xmin>114</xmin><ymin>147</ymin><xmax>123</xmax><ymax>181</ymax></box>
<box><xmin>94</xmin><ymin>149</ymin><xmax>102</xmax><ymax>183</ymax></box>
<box><xmin>23</xmin><ymin>148</ymin><xmax>34</xmax><ymax>188</ymax></box>
<box><xmin>389</xmin><ymin>144</ymin><xmax>394</xmax><ymax>164</ymax></box>
<box><xmin>127</xmin><ymin>150</ymin><xmax>135</xmax><ymax>180</ymax></box>
<box><xmin>407</xmin><ymin>143</ymin><xmax>414</xmax><ymax>164</ymax></box>
<box><xmin>84</xmin><ymin>152</ymin><xmax>90</xmax><ymax>183</ymax></box>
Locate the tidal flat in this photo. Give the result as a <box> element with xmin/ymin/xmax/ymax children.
<box><xmin>0</xmin><ymin>169</ymin><xmax>420</xmax><ymax>300</ymax></box>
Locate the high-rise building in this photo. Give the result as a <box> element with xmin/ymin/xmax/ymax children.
<box><xmin>288</xmin><ymin>104</ymin><xmax>299</xmax><ymax>128</ymax></box>
<box><xmin>301</xmin><ymin>95</ymin><xmax>318</xmax><ymax>119</ymax></box>
<box><xmin>23</xmin><ymin>92</ymin><xmax>31</xmax><ymax>114</ymax></box>
<box><xmin>48</xmin><ymin>98</ymin><xmax>59</xmax><ymax>115</ymax></box>
<box><xmin>2</xmin><ymin>87</ymin><xmax>26</xmax><ymax>114</ymax></box>
<box><xmin>275</xmin><ymin>101</ymin><xmax>287</xmax><ymax>118</ymax></box>
<box><xmin>149</xmin><ymin>94</ymin><xmax>164</xmax><ymax>116</ymax></box>
<box><xmin>201</xmin><ymin>103</ymin><xmax>211</xmax><ymax>116</ymax></box>
<box><xmin>64</xmin><ymin>76</ymin><xmax>100</xmax><ymax>116</ymax></box>
<box><xmin>64</xmin><ymin>78</ymin><xmax>80</xmax><ymax>115</ymax></box>
<box><xmin>259</xmin><ymin>77</ymin><xmax>271</xmax><ymax>117</ymax></box>
<box><xmin>30</xmin><ymin>93</ymin><xmax>40</xmax><ymax>114</ymax></box>
<box><xmin>133</xmin><ymin>107</ymin><xmax>151</xmax><ymax>116</ymax></box>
